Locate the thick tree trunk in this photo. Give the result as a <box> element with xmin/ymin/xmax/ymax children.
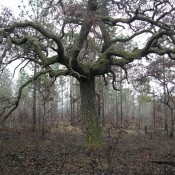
<box><xmin>80</xmin><ymin>76</ymin><xmax>102</xmax><ymax>148</ymax></box>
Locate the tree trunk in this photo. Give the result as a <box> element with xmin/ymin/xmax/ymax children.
<box><xmin>153</xmin><ymin>91</ymin><xmax>156</xmax><ymax>134</ymax></box>
<box><xmin>70</xmin><ymin>77</ymin><xmax>75</xmax><ymax>126</ymax></box>
<box><xmin>116</xmin><ymin>91</ymin><xmax>119</xmax><ymax>128</ymax></box>
<box><xmin>42</xmin><ymin>100</ymin><xmax>46</xmax><ymax>137</ymax></box>
<box><xmin>80</xmin><ymin>76</ymin><xmax>102</xmax><ymax>148</ymax></box>
<box><xmin>120</xmin><ymin>68</ymin><xmax>123</xmax><ymax>124</ymax></box>
<box><xmin>170</xmin><ymin>109</ymin><xmax>174</xmax><ymax>137</ymax></box>
<box><xmin>32</xmin><ymin>62</ymin><xmax>37</xmax><ymax>132</ymax></box>
<box><xmin>163</xmin><ymin>57</ymin><xmax>168</xmax><ymax>134</ymax></box>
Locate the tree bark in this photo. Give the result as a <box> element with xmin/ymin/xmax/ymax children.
<box><xmin>70</xmin><ymin>77</ymin><xmax>75</xmax><ymax>126</ymax></box>
<box><xmin>170</xmin><ymin>109</ymin><xmax>174</xmax><ymax>137</ymax></box>
<box><xmin>120</xmin><ymin>68</ymin><xmax>123</xmax><ymax>124</ymax></box>
<box><xmin>153</xmin><ymin>90</ymin><xmax>156</xmax><ymax>134</ymax></box>
<box><xmin>32</xmin><ymin>62</ymin><xmax>37</xmax><ymax>132</ymax></box>
<box><xmin>116</xmin><ymin>91</ymin><xmax>119</xmax><ymax>128</ymax></box>
<box><xmin>163</xmin><ymin>57</ymin><xmax>168</xmax><ymax>134</ymax></box>
<box><xmin>80</xmin><ymin>76</ymin><xmax>102</xmax><ymax>148</ymax></box>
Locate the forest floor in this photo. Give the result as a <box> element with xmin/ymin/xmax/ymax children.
<box><xmin>0</xmin><ymin>128</ymin><xmax>175</xmax><ymax>175</ymax></box>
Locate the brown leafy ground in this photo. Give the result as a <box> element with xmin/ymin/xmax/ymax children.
<box><xmin>0</xmin><ymin>129</ymin><xmax>175</xmax><ymax>175</ymax></box>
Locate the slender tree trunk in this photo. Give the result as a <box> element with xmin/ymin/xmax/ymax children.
<box><xmin>70</xmin><ymin>77</ymin><xmax>75</xmax><ymax>126</ymax></box>
<box><xmin>163</xmin><ymin>57</ymin><xmax>168</xmax><ymax>133</ymax></box>
<box><xmin>153</xmin><ymin>91</ymin><xmax>156</xmax><ymax>134</ymax></box>
<box><xmin>80</xmin><ymin>76</ymin><xmax>102</xmax><ymax>148</ymax></box>
<box><xmin>70</xmin><ymin>90</ymin><xmax>74</xmax><ymax>126</ymax></box>
<box><xmin>170</xmin><ymin>109</ymin><xmax>174</xmax><ymax>137</ymax></box>
<box><xmin>42</xmin><ymin>101</ymin><xmax>46</xmax><ymax>137</ymax></box>
<box><xmin>61</xmin><ymin>86</ymin><xmax>64</xmax><ymax>121</ymax></box>
<box><xmin>153</xmin><ymin>102</ymin><xmax>156</xmax><ymax>134</ymax></box>
<box><xmin>38</xmin><ymin>99</ymin><xmax>41</xmax><ymax>132</ymax></box>
<box><xmin>120</xmin><ymin>68</ymin><xmax>123</xmax><ymax>124</ymax></box>
<box><xmin>96</xmin><ymin>92</ymin><xmax>101</xmax><ymax>118</ymax></box>
<box><xmin>138</xmin><ymin>100</ymin><xmax>141</xmax><ymax>130</ymax></box>
<box><xmin>32</xmin><ymin>63</ymin><xmax>37</xmax><ymax>132</ymax></box>
<box><xmin>100</xmin><ymin>76</ymin><xmax>105</xmax><ymax>127</ymax></box>
<box><xmin>116</xmin><ymin>91</ymin><xmax>119</xmax><ymax>128</ymax></box>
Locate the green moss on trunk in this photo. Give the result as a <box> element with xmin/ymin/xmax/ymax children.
<box><xmin>80</xmin><ymin>76</ymin><xmax>102</xmax><ymax>148</ymax></box>
<box><xmin>85</xmin><ymin>113</ymin><xmax>102</xmax><ymax>148</ymax></box>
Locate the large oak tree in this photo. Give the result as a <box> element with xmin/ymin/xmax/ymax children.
<box><xmin>1</xmin><ymin>0</ymin><xmax>175</xmax><ymax>148</ymax></box>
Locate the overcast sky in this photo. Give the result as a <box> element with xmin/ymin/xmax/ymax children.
<box><xmin>0</xmin><ymin>0</ymin><xmax>30</xmax><ymax>77</ymax></box>
<box><xmin>0</xmin><ymin>0</ymin><xmax>21</xmax><ymax>8</ymax></box>
<box><xmin>0</xmin><ymin>0</ymin><xmax>21</xmax><ymax>15</ymax></box>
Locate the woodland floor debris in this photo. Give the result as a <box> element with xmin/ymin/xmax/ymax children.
<box><xmin>0</xmin><ymin>130</ymin><xmax>175</xmax><ymax>175</ymax></box>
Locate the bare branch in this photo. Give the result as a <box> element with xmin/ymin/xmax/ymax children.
<box><xmin>1</xmin><ymin>68</ymin><xmax>69</xmax><ymax>121</ymax></box>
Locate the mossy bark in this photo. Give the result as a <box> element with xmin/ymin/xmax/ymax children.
<box><xmin>80</xmin><ymin>76</ymin><xmax>102</xmax><ymax>148</ymax></box>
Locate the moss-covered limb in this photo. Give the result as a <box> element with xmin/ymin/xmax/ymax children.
<box><xmin>72</xmin><ymin>7</ymin><xmax>94</xmax><ymax>55</ymax></box>
<box><xmin>11</xmin><ymin>36</ymin><xmax>46</xmax><ymax>62</ymax></box>
<box><xmin>108</xmin><ymin>47</ymin><xmax>143</xmax><ymax>59</ymax></box>
<box><xmin>142</xmin><ymin>30</ymin><xmax>174</xmax><ymax>54</ymax></box>
<box><xmin>90</xmin><ymin>46</ymin><xmax>143</xmax><ymax>75</ymax></box>
<box><xmin>2</xmin><ymin>68</ymin><xmax>68</xmax><ymax>121</ymax></box>
<box><xmin>32</xmin><ymin>39</ymin><xmax>67</xmax><ymax>67</ymax></box>
<box><xmin>110</xmin><ymin>47</ymin><xmax>175</xmax><ymax>67</ymax></box>
<box><xmin>11</xmin><ymin>35</ymin><xmax>66</xmax><ymax>67</ymax></box>
<box><xmin>100</xmin><ymin>14</ymin><xmax>171</xmax><ymax>30</ymax></box>
<box><xmin>71</xmin><ymin>13</ymin><xmax>92</xmax><ymax>60</ymax></box>
<box><xmin>6</xmin><ymin>34</ymin><xmax>52</xmax><ymax>65</ymax></box>
<box><xmin>100</xmin><ymin>15</ymin><xmax>136</xmax><ymax>26</ymax></box>
<box><xmin>32</xmin><ymin>38</ymin><xmax>47</xmax><ymax>60</ymax></box>
<box><xmin>11</xmin><ymin>35</ymin><xmax>67</xmax><ymax>67</ymax></box>
<box><xmin>148</xmin><ymin>47</ymin><xmax>175</xmax><ymax>55</ymax></box>
<box><xmin>90</xmin><ymin>30</ymin><xmax>175</xmax><ymax>75</ymax></box>
<box><xmin>99</xmin><ymin>22</ymin><xmax>111</xmax><ymax>43</ymax></box>
<box><xmin>4</xmin><ymin>21</ymin><xmax>64</xmax><ymax>58</ymax></box>
<box><xmin>69</xmin><ymin>0</ymin><xmax>98</xmax><ymax>75</ymax></box>
<box><xmin>92</xmin><ymin>20</ymin><xmax>175</xmax><ymax>75</ymax></box>
<box><xmin>90</xmin><ymin>55</ymin><xmax>111</xmax><ymax>76</ymax></box>
<box><xmin>99</xmin><ymin>22</ymin><xmax>112</xmax><ymax>53</ymax></box>
<box><xmin>43</xmin><ymin>55</ymin><xmax>58</xmax><ymax>66</ymax></box>
<box><xmin>10</xmin><ymin>36</ymin><xmax>28</xmax><ymax>45</ymax></box>
<box><xmin>111</xmin><ymin>29</ymin><xmax>153</xmax><ymax>44</ymax></box>
<box><xmin>92</xmin><ymin>29</ymin><xmax>175</xmax><ymax>72</ymax></box>
<box><xmin>109</xmin><ymin>31</ymin><xmax>175</xmax><ymax>60</ymax></box>
<box><xmin>111</xmin><ymin>57</ymin><xmax>134</xmax><ymax>67</ymax></box>
<box><xmin>25</xmin><ymin>37</ymin><xmax>60</xmax><ymax>67</ymax></box>
<box><xmin>98</xmin><ymin>2</ymin><xmax>112</xmax><ymax>53</ymax></box>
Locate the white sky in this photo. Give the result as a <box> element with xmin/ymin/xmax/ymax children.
<box><xmin>0</xmin><ymin>0</ymin><xmax>30</xmax><ymax>78</ymax></box>
<box><xmin>0</xmin><ymin>0</ymin><xmax>21</xmax><ymax>14</ymax></box>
